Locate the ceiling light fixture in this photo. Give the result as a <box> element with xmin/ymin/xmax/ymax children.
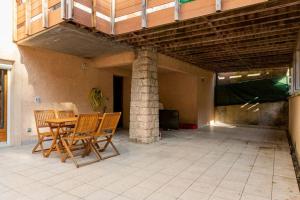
<box><xmin>247</xmin><ymin>73</ymin><xmax>261</xmax><ymax>77</ymax></box>
<box><xmin>218</xmin><ymin>76</ymin><xmax>225</xmax><ymax>80</ymax></box>
<box><xmin>229</xmin><ymin>75</ymin><xmax>242</xmax><ymax>79</ymax></box>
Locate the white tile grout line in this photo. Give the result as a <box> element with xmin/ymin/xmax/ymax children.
<box><xmin>84</xmin><ymin>141</ymin><xmax>199</xmax><ymax>199</ymax></box>
<box><xmin>0</xmin><ymin>145</ymin><xmax>137</xmax><ymax>199</ymax></box>
<box><xmin>206</xmin><ymin>153</ymin><xmax>243</xmax><ymax>200</ymax></box>
<box><xmin>119</xmin><ymin>151</ymin><xmax>212</xmax><ymax>198</ymax></box>
<box><xmin>148</xmin><ymin>138</ymin><xmax>230</xmax><ymax>200</ymax></box>
<box><xmin>238</xmin><ymin>145</ymin><xmax>262</xmax><ymax>200</ymax></box>
<box><xmin>271</xmin><ymin>147</ymin><xmax>276</xmax><ymax>200</ymax></box>
<box><xmin>177</xmin><ymin>137</ymin><xmax>247</xmax><ymax>200</ymax></box>
<box><xmin>114</xmin><ymin>138</ymin><xmax>230</xmax><ymax>200</ymax></box>
<box><xmin>0</xmin><ymin>130</ymin><xmax>291</xmax><ymax>200</ymax></box>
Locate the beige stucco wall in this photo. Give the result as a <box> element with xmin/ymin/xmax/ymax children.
<box><xmin>0</xmin><ymin>0</ymin><xmax>130</xmax><ymax>145</ymax></box>
<box><xmin>197</xmin><ymin>73</ymin><xmax>215</xmax><ymax>127</ymax></box>
<box><xmin>1</xmin><ymin>43</ymin><xmax>121</xmax><ymax>145</ymax></box>
<box><xmin>19</xmin><ymin>47</ymin><xmax>117</xmax><ymax>144</ymax></box>
<box><xmin>0</xmin><ymin>0</ymin><xmax>215</xmax><ymax>145</ymax></box>
<box><xmin>159</xmin><ymin>72</ymin><xmax>198</xmax><ymax>124</ymax></box>
<box><xmin>289</xmin><ymin>95</ymin><xmax>300</xmax><ymax>161</ymax></box>
<box><xmin>158</xmin><ymin>71</ymin><xmax>215</xmax><ymax>126</ymax></box>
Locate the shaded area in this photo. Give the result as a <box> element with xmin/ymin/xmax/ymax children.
<box><xmin>215</xmin><ymin>77</ymin><xmax>289</xmax><ymax>106</ymax></box>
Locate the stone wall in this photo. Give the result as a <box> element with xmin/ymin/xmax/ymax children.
<box><xmin>129</xmin><ymin>49</ymin><xmax>160</xmax><ymax>143</ymax></box>
<box><xmin>215</xmin><ymin>101</ymin><xmax>288</xmax><ymax>128</ymax></box>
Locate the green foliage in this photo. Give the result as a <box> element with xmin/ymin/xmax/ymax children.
<box><xmin>88</xmin><ymin>88</ymin><xmax>108</xmax><ymax>113</ymax></box>
<box><xmin>180</xmin><ymin>0</ymin><xmax>194</xmax><ymax>4</ymax></box>
<box><xmin>215</xmin><ymin>76</ymin><xmax>289</xmax><ymax>106</ymax></box>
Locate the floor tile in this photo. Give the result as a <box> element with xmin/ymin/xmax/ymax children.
<box><xmin>48</xmin><ymin>193</ymin><xmax>81</xmax><ymax>200</ymax></box>
<box><xmin>146</xmin><ymin>192</ymin><xmax>177</xmax><ymax>200</ymax></box>
<box><xmin>0</xmin><ymin>128</ymin><xmax>298</xmax><ymax>200</ymax></box>
<box><xmin>84</xmin><ymin>189</ymin><xmax>118</xmax><ymax>200</ymax></box>
<box><xmin>179</xmin><ymin>189</ymin><xmax>210</xmax><ymax>200</ymax></box>
<box><xmin>68</xmin><ymin>184</ymin><xmax>99</xmax><ymax>198</ymax></box>
<box><xmin>123</xmin><ymin>186</ymin><xmax>154</xmax><ymax>200</ymax></box>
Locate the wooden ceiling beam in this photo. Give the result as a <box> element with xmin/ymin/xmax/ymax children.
<box><xmin>110</xmin><ymin>0</ymin><xmax>300</xmax><ymax>72</ymax></box>
<box><xmin>174</xmin><ymin>40</ymin><xmax>296</xmax><ymax>57</ymax></box>
<box><xmin>115</xmin><ymin>0</ymin><xmax>300</xmax><ymax>42</ymax></box>
<box><xmin>120</xmin><ymin>9</ymin><xmax>300</xmax><ymax>44</ymax></box>
<box><xmin>215</xmin><ymin>63</ymin><xmax>290</xmax><ymax>72</ymax></box>
<box><xmin>190</xmin><ymin>53</ymin><xmax>292</xmax><ymax>65</ymax></box>
<box><xmin>169</xmin><ymin>36</ymin><xmax>296</xmax><ymax>55</ymax></box>
<box><xmin>161</xmin><ymin>27</ymin><xmax>300</xmax><ymax>50</ymax></box>
<box><xmin>184</xmin><ymin>48</ymin><xmax>294</xmax><ymax>62</ymax></box>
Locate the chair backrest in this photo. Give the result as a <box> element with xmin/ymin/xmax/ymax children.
<box><xmin>34</xmin><ymin>110</ymin><xmax>56</xmax><ymax>129</ymax></box>
<box><xmin>57</xmin><ymin>110</ymin><xmax>75</xmax><ymax>119</ymax></box>
<box><xmin>73</xmin><ymin>113</ymin><xmax>100</xmax><ymax>135</ymax></box>
<box><xmin>96</xmin><ymin>112</ymin><xmax>121</xmax><ymax>136</ymax></box>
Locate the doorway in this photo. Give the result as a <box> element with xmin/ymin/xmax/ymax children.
<box><xmin>0</xmin><ymin>69</ymin><xmax>7</xmax><ymax>142</ymax></box>
<box><xmin>113</xmin><ymin>76</ymin><xmax>123</xmax><ymax>127</ymax></box>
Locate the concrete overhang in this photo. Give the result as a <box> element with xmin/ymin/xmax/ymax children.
<box><xmin>17</xmin><ymin>23</ymin><xmax>131</xmax><ymax>58</ymax></box>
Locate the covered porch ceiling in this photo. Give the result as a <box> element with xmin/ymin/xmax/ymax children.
<box><xmin>17</xmin><ymin>0</ymin><xmax>300</xmax><ymax>72</ymax></box>
<box><xmin>114</xmin><ymin>0</ymin><xmax>300</xmax><ymax>72</ymax></box>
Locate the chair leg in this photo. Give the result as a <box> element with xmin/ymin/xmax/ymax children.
<box><xmin>94</xmin><ymin>142</ymin><xmax>101</xmax><ymax>150</ymax></box>
<box><xmin>45</xmin><ymin>136</ymin><xmax>57</xmax><ymax>158</ymax></box>
<box><xmin>81</xmin><ymin>139</ymin><xmax>89</xmax><ymax>157</ymax></box>
<box><xmin>32</xmin><ymin>139</ymin><xmax>42</xmax><ymax>154</ymax></box>
<box><xmin>62</xmin><ymin>139</ymin><xmax>71</xmax><ymax>162</ymax></box>
<box><xmin>95</xmin><ymin>137</ymin><xmax>120</xmax><ymax>160</ymax></box>
<box><xmin>32</xmin><ymin>138</ymin><xmax>52</xmax><ymax>156</ymax></box>
<box><xmin>110</xmin><ymin>141</ymin><xmax>120</xmax><ymax>156</ymax></box>
<box><xmin>89</xmin><ymin>140</ymin><xmax>102</xmax><ymax>161</ymax></box>
<box><xmin>32</xmin><ymin>136</ymin><xmax>49</xmax><ymax>157</ymax></box>
<box><xmin>40</xmin><ymin>137</ymin><xmax>47</xmax><ymax>157</ymax></box>
<box><xmin>96</xmin><ymin>140</ymin><xmax>109</xmax><ymax>152</ymax></box>
<box><xmin>82</xmin><ymin>139</ymin><xmax>92</xmax><ymax>158</ymax></box>
<box><xmin>62</xmin><ymin>139</ymin><xmax>79</xmax><ymax>168</ymax></box>
<box><xmin>100</xmin><ymin>137</ymin><xmax>110</xmax><ymax>152</ymax></box>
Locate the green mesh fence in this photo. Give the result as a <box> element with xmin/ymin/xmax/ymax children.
<box><xmin>215</xmin><ymin>76</ymin><xmax>289</xmax><ymax>106</ymax></box>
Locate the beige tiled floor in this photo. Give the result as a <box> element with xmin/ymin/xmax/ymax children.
<box><xmin>0</xmin><ymin>126</ymin><xmax>299</xmax><ymax>200</ymax></box>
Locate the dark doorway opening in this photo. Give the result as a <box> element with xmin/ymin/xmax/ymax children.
<box><xmin>113</xmin><ymin>76</ymin><xmax>123</xmax><ymax>127</ymax></box>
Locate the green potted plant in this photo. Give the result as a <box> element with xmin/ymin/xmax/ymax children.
<box><xmin>88</xmin><ymin>88</ymin><xmax>108</xmax><ymax>114</ymax></box>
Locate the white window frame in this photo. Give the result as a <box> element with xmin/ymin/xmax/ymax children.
<box><xmin>293</xmin><ymin>51</ymin><xmax>300</xmax><ymax>92</ymax></box>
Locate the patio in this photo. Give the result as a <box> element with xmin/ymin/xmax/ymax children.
<box><xmin>0</xmin><ymin>0</ymin><xmax>300</xmax><ymax>199</ymax></box>
<box><xmin>0</xmin><ymin>126</ymin><xmax>298</xmax><ymax>200</ymax></box>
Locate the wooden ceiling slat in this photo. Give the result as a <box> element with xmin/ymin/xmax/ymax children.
<box><xmin>116</xmin><ymin>0</ymin><xmax>300</xmax><ymax>41</ymax></box>
<box><xmin>165</xmin><ymin>35</ymin><xmax>298</xmax><ymax>55</ymax></box>
<box><xmin>111</xmin><ymin>0</ymin><xmax>300</xmax><ymax>72</ymax></box>
<box><xmin>120</xmin><ymin>9</ymin><xmax>300</xmax><ymax>44</ymax></box>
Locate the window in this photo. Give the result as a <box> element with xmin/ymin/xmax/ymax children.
<box><xmin>292</xmin><ymin>51</ymin><xmax>300</xmax><ymax>93</ymax></box>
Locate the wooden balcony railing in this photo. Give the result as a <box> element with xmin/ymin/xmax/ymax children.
<box><xmin>14</xmin><ymin>0</ymin><xmax>112</xmax><ymax>41</ymax></box>
<box><xmin>14</xmin><ymin>0</ymin><xmax>267</xmax><ymax>41</ymax></box>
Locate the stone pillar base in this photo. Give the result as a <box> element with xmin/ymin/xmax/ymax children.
<box><xmin>129</xmin><ymin>48</ymin><xmax>160</xmax><ymax>144</ymax></box>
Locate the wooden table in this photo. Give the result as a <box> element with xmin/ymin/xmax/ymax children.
<box><xmin>45</xmin><ymin>117</ymin><xmax>77</xmax><ymax>160</ymax></box>
<box><xmin>45</xmin><ymin>117</ymin><xmax>103</xmax><ymax>161</ymax></box>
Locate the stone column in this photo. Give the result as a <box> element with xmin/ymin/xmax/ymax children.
<box><xmin>129</xmin><ymin>48</ymin><xmax>160</xmax><ymax>143</ymax></box>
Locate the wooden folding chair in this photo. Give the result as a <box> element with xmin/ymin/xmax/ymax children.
<box><xmin>32</xmin><ymin>110</ymin><xmax>56</xmax><ymax>157</ymax></box>
<box><xmin>92</xmin><ymin>112</ymin><xmax>122</xmax><ymax>160</ymax></box>
<box><xmin>57</xmin><ymin>110</ymin><xmax>75</xmax><ymax>118</ymax></box>
<box><xmin>57</xmin><ymin>110</ymin><xmax>76</xmax><ymax>133</ymax></box>
<box><xmin>61</xmin><ymin>113</ymin><xmax>101</xmax><ymax>168</ymax></box>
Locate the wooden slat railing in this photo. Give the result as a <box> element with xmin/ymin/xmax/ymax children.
<box><xmin>14</xmin><ymin>0</ymin><xmax>267</xmax><ymax>41</ymax></box>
